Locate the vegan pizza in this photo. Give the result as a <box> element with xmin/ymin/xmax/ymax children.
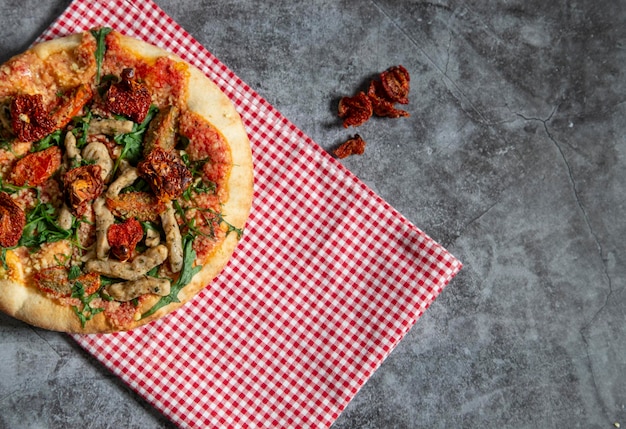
<box><xmin>0</xmin><ymin>28</ymin><xmax>254</xmax><ymax>333</ymax></box>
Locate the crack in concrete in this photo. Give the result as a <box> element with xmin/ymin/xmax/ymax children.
<box><xmin>517</xmin><ymin>107</ymin><xmax>613</xmax><ymax>420</ymax></box>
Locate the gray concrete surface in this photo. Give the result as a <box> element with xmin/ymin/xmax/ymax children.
<box><xmin>1</xmin><ymin>0</ymin><xmax>624</xmax><ymax>428</ymax></box>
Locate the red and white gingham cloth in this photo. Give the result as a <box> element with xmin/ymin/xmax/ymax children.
<box><xmin>38</xmin><ymin>1</ymin><xmax>462</xmax><ymax>427</ymax></box>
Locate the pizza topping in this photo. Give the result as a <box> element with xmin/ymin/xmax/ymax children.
<box><xmin>10</xmin><ymin>94</ymin><xmax>56</xmax><ymax>142</ymax></box>
<box><xmin>63</xmin><ymin>130</ymin><xmax>82</xmax><ymax>165</ymax></box>
<box><xmin>106</xmin><ymin>217</ymin><xmax>143</xmax><ymax>262</ymax></box>
<box><xmin>34</xmin><ymin>267</ymin><xmax>100</xmax><ymax>299</ymax></box>
<box><xmin>106</xmin><ymin>191</ymin><xmax>166</xmax><ymax>222</ymax></box>
<box><xmin>338</xmin><ymin>92</ymin><xmax>372</xmax><ymax>128</ymax></box>
<box><xmin>90</xmin><ymin>27</ymin><xmax>112</xmax><ymax>85</ymax></box>
<box><xmin>334</xmin><ymin>134</ymin><xmax>366</xmax><ymax>159</ymax></box>
<box><xmin>160</xmin><ymin>201</ymin><xmax>183</xmax><ymax>273</ymax></box>
<box><xmin>63</xmin><ymin>164</ymin><xmax>104</xmax><ymax>216</ymax></box>
<box><xmin>0</xmin><ymin>191</ymin><xmax>25</xmax><ymax>247</ymax></box>
<box><xmin>50</xmin><ymin>84</ymin><xmax>93</xmax><ymax>129</ymax></box>
<box><xmin>143</xmin><ymin>105</ymin><xmax>178</xmax><ymax>155</ymax></box>
<box><xmin>82</xmin><ymin>142</ymin><xmax>114</xmax><ymax>182</ymax></box>
<box><xmin>88</xmin><ymin>118</ymin><xmax>134</xmax><ymax>136</ymax></box>
<box><xmin>105</xmin><ymin>165</ymin><xmax>139</xmax><ymax>198</ymax></box>
<box><xmin>105</xmin><ymin>68</ymin><xmax>151</xmax><ymax>123</ymax></box>
<box><xmin>34</xmin><ymin>266</ymin><xmax>71</xmax><ymax>298</ymax></box>
<box><xmin>105</xmin><ymin>276</ymin><xmax>171</xmax><ymax>302</ymax></box>
<box><xmin>93</xmin><ymin>196</ymin><xmax>114</xmax><ymax>260</ymax></box>
<box><xmin>9</xmin><ymin>146</ymin><xmax>62</xmax><ymax>187</ymax></box>
<box><xmin>85</xmin><ymin>244</ymin><xmax>168</xmax><ymax>281</ymax></box>
<box><xmin>57</xmin><ymin>204</ymin><xmax>74</xmax><ymax>231</ymax></box>
<box><xmin>137</xmin><ymin>147</ymin><xmax>192</xmax><ymax>202</ymax></box>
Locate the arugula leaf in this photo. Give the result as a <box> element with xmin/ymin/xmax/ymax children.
<box><xmin>0</xmin><ymin>248</ymin><xmax>7</xmax><ymax>271</ymax></box>
<box><xmin>30</xmin><ymin>130</ymin><xmax>62</xmax><ymax>152</ymax></box>
<box><xmin>141</xmin><ymin>233</ymin><xmax>201</xmax><ymax>319</ymax></box>
<box><xmin>18</xmin><ymin>203</ymin><xmax>83</xmax><ymax>250</ymax></box>
<box><xmin>71</xmin><ymin>281</ymin><xmax>105</xmax><ymax>328</ymax></box>
<box><xmin>112</xmin><ymin>105</ymin><xmax>158</xmax><ymax>175</ymax></box>
<box><xmin>71</xmin><ymin>108</ymin><xmax>92</xmax><ymax>148</ymax></box>
<box><xmin>68</xmin><ymin>265</ymin><xmax>82</xmax><ymax>281</ymax></box>
<box><xmin>90</xmin><ymin>27</ymin><xmax>112</xmax><ymax>85</ymax></box>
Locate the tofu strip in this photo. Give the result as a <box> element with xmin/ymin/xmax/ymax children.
<box><xmin>106</xmin><ymin>166</ymin><xmax>139</xmax><ymax>198</ymax></box>
<box><xmin>82</xmin><ymin>142</ymin><xmax>114</xmax><ymax>182</ymax></box>
<box><xmin>64</xmin><ymin>131</ymin><xmax>81</xmax><ymax>165</ymax></box>
<box><xmin>88</xmin><ymin>118</ymin><xmax>134</xmax><ymax>136</ymax></box>
<box><xmin>160</xmin><ymin>201</ymin><xmax>183</xmax><ymax>273</ymax></box>
<box><xmin>105</xmin><ymin>276</ymin><xmax>171</xmax><ymax>302</ymax></box>
<box><xmin>93</xmin><ymin>196</ymin><xmax>114</xmax><ymax>260</ymax></box>
<box><xmin>57</xmin><ymin>203</ymin><xmax>74</xmax><ymax>230</ymax></box>
<box><xmin>85</xmin><ymin>245</ymin><xmax>168</xmax><ymax>280</ymax></box>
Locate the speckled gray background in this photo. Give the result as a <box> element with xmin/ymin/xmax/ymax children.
<box><xmin>1</xmin><ymin>1</ymin><xmax>625</xmax><ymax>428</ymax></box>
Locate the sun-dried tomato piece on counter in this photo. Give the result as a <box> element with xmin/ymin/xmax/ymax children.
<box><xmin>107</xmin><ymin>217</ymin><xmax>144</xmax><ymax>262</ymax></box>
<box><xmin>9</xmin><ymin>146</ymin><xmax>62</xmax><ymax>187</ymax></box>
<box><xmin>380</xmin><ymin>65</ymin><xmax>410</xmax><ymax>105</ymax></box>
<box><xmin>367</xmin><ymin>80</ymin><xmax>410</xmax><ymax>119</ymax></box>
<box><xmin>338</xmin><ymin>92</ymin><xmax>373</xmax><ymax>128</ymax></box>
<box><xmin>10</xmin><ymin>94</ymin><xmax>56</xmax><ymax>142</ymax></box>
<box><xmin>334</xmin><ymin>134</ymin><xmax>366</xmax><ymax>159</ymax></box>
<box><xmin>63</xmin><ymin>164</ymin><xmax>104</xmax><ymax>216</ymax></box>
<box><xmin>105</xmin><ymin>68</ymin><xmax>151</xmax><ymax>123</ymax></box>
<box><xmin>138</xmin><ymin>147</ymin><xmax>192</xmax><ymax>202</ymax></box>
<box><xmin>0</xmin><ymin>191</ymin><xmax>25</xmax><ymax>247</ymax></box>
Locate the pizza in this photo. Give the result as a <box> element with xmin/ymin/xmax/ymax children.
<box><xmin>0</xmin><ymin>28</ymin><xmax>254</xmax><ymax>333</ymax></box>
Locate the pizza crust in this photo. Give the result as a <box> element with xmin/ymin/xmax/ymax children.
<box><xmin>0</xmin><ymin>31</ymin><xmax>254</xmax><ymax>333</ymax></box>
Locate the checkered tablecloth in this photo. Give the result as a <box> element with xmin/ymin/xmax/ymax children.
<box><xmin>38</xmin><ymin>1</ymin><xmax>462</xmax><ymax>427</ymax></box>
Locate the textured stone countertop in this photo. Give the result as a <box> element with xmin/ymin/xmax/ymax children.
<box><xmin>0</xmin><ymin>1</ymin><xmax>624</xmax><ymax>428</ymax></box>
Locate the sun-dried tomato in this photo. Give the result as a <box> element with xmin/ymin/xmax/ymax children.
<box><xmin>105</xmin><ymin>68</ymin><xmax>151</xmax><ymax>123</ymax></box>
<box><xmin>63</xmin><ymin>164</ymin><xmax>104</xmax><ymax>216</ymax></box>
<box><xmin>106</xmin><ymin>191</ymin><xmax>166</xmax><ymax>222</ymax></box>
<box><xmin>367</xmin><ymin>80</ymin><xmax>410</xmax><ymax>118</ymax></box>
<box><xmin>338</xmin><ymin>92</ymin><xmax>373</xmax><ymax>128</ymax></box>
<box><xmin>138</xmin><ymin>147</ymin><xmax>192</xmax><ymax>202</ymax></box>
<box><xmin>50</xmin><ymin>84</ymin><xmax>93</xmax><ymax>129</ymax></box>
<box><xmin>34</xmin><ymin>266</ymin><xmax>71</xmax><ymax>298</ymax></box>
<box><xmin>334</xmin><ymin>134</ymin><xmax>366</xmax><ymax>159</ymax></box>
<box><xmin>380</xmin><ymin>65</ymin><xmax>410</xmax><ymax>105</ymax></box>
<box><xmin>34</xmin><ymin>268</ymin><xmax>100</xmax><ymax>299</ymax></box>
<box><xmin>107</xmin><ymin>217</ymin><xmax>144</xmax><ymax>262</ymax></box>
<box><xmin>10</xmin><ymin>94</ymin><xmax>56</xmax><ymax>142</ymax></box>
<box><xmin>9</xmin><ymin>146</ymin><xmax>62</xmax><ymax>187</ymax></box>
<box><xmin>0</xmin><ymin>191</ymin><xmax>25</xmax><ymax>247</ymax></box>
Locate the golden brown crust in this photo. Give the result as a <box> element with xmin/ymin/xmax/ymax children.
<box><xmin>0</xmin><ymin>31</ymin><xmax>254</xmax><ymax>333</ymax></box>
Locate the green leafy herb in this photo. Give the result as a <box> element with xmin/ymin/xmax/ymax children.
<box><xmin>0</xmin><ymin>248</ymin><xmax>7</xmax><ymax>271</ymax></box>
<box><xmin>90</xmin><ymin>27</ymin><xmax>112</xmax><ymax>85</ymax></box>
<box><xmin>30</xmin><ymin>130</ymin><xmax>62</xmax><ymax>152</ymax></box>
<box><xmin>120</xmin><ymin>178</ymin><xmax>150</xmax><ymax>194</ymax></box>
<box><xmin>0</xmin><ymin>177</ymin><xmax>31</xmax><ymax>195</ymax></box>
<box><xmin>68</xmin><ymin>265</ymin><xmax>82</xmax><ymax>281</ymax></box>
<box><xmin>112</xmin><ymin>105</ymin><xmax>158</xmax><ymax>175</ymax></box>
<box><xmin>71</xmin><ymin>108</ymin><xmax>92</xmax><ymax>148</ymax></box>
<box><xmin>180</xmin><ymin>156</ymin><xmax>217</xmax><ymax>201</ymax></box>
<box><xmin>71</xmin><ymin>281</ymin><xmax>105</xmax><ymax>328</ymax></box>
<box><xmin>141</xmin><ymin>234</ymin><xmax>201</xmax><ymax>319</ymax></box>
<box><xmin>18</xmin><ymin>202</ymin><xmax>83</xmax><ymax>250</ymax></box>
